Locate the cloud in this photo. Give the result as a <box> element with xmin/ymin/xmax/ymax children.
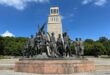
<box><xmin>94</xmin><ymin>0</ymin><xmax>107</xmax><ymax>6</ymax></box>
<box><xmin>61</xmin><ymin>13</ymin><xmax>74</xmax><ymax>21</ymax></box>
<box><xmin>0</xmin><ymin>0</ymin><xmax>49</xmax><ymax>10</ymax></box>
<box><xmin>1</xmin><ymin>30</ymin><xmax>15</xmax><ymax>37</ymax></box>
<box><xmin>82</xmin><ymin>0</ymin><xmax>107</xmax><ymax>6</ymax></box>
<box><xmin>82</xmin><ymin>0</ymin><xmax>92</xmax><ymax>5</ymax></box>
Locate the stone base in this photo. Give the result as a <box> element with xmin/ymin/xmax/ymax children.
<box><xmin>14</xmin><ymin>59</ymin><xmax>95</xmax><ymax>74</ymax></box>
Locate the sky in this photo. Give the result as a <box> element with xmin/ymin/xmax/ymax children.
<box><xmin>0</xmin><ymin>0</ymin><xmax>110</xmax><ymax>40</ymax></box>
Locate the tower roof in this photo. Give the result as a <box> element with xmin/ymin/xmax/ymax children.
<box><xmin>50</xmin><ymin>6</ymin><xmax>59</xmax><ymax>9</ymax></box>
<box><xmin>51</xmin><ymin>6</ymin><xmax>59</xmax><ymax>8</ymax></box>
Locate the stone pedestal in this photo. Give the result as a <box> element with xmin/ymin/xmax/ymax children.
<box><xmin>14</xmin><ymin>59</ymin><xmax>95</xmax><ymax>74</ymax></box>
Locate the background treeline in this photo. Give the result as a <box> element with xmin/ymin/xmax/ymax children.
<box><xmin>0</xmin><ymin>36</ymin><xmax>27</xmax><ymax>56</ymax></box>
<box><xmin>84</xmin><ymin>37</ymin><xmax>110</xmax><ymax>57</ymax></box>
<box><xmin>0</xmin><ymin>36</ymin><xmax>110</xmax><ymax>57</ymax></box>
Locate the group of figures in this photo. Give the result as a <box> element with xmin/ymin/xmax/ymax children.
<box><xmin>23</xmin><ymin>24</ymin><xmax>84</xmax><ymax>58</ymax></box>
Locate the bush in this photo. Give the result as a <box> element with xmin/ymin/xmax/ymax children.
<box><xmin>91</xmin><ymin>42</ymin><xmax>106</xmax><ymax>57</ymax></box>
<box><xmin>84</xmin><ymin>43</ymin><xmax>94</xmax><ymax>56</ymax></box>
<box><xmin>1</xmin><ymin>37</ymin><xmax>27</xmax><ymax>56</ymax></box>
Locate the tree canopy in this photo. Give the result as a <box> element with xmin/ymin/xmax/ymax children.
<box><xmin>0</xmin><ymin>37</ymin><xmax>27</xmax><ymax>56</ymax></box>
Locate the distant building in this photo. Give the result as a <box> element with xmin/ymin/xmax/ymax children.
<box><xmin>47</xmin><ymin>7</ymin><xmax>62</xmax><ymax>39</ymax></box>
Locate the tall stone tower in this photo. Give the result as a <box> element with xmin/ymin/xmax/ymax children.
<box><xmin>48</xmin><ymin>7</ymin><xmax>62</xmax><ymax>39</ymax></box>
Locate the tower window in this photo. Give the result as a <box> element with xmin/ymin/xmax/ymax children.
<box><xmin>54</xmin><ymin>17</ymin><xmax>55</xmax><ymax>21</ymax></box>
<box><xmin>50</xmin><ymin>8</ymin><xmax>59</xmax><ymax>14</ymax></box>
<box><xmin>51</xmin><ymin>17</ymin><xmax>53</xmax><ymax>21</ymax></box>
<box><xmin>51</xmin><ymin>9</ymin><xmax>54</xmax><ymax>14</ymax></box>
<box><xmin>56</xmin><ymin>18</ymin><xmax>58</xmax><ymax>21</ymax></box>
<box><xmin>53</xmin><ymin>9</ymin><xmax>55</xmax><ymax>14</ymax></box>
<box><xmin>57</xmin><ymin>9</ymin><xmax>58</xmax><ymax>14</ymax></box>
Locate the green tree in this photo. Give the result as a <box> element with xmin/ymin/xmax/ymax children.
<box><xmin>92</xmin><ymin>42</ymin><xmax>106</xmax><ymax>57</ymax></box>
<box><xmin>84</xmin><ymin>42</ymin><xmax>94</xmax><ymax>55</ymax></box>
<box><xmin>106</xmin><ymin>40</ymin><xmax>110</xmax><ymax>56</ymax></box>
<box><xmin>3</xmin><ymin>37</ymin><xmax>27</xmax><ymax>56</ymax></box>
<box><xmin>0</xmin><ymin>36</ymin><xmax>4</xmax><ymax>55</ymax></box>
<box><xmin>97</xmin><ymin>37</ymin><xmax>109</xmax><ymax>55</ymax></box>
<box><xmin>98</xmin><ymin>37</ymin><xmax>108</xmax><ymax>43</ymax></box>
<box><xmin>84</xmin><ymin>39</ymin><xmax>95</xmax><ymax>55</ymax></box>
<box><xmin>85</xmin><ymin>39</ymin><xmax>94</xmax><ymax>44</ymax></box>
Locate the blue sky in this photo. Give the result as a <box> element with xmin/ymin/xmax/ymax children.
<box><xmin>0</xmin><ymin>0</ymin><xmax>110</xmax><ymax>40</ymax></box>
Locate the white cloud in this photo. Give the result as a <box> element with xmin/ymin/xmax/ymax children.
<box><xmin>61</xmin><ymin>13</ymin><xmax>74</xmax><ymax>20</ymax></box>
<box><xmin>0</xmin><ymin>0</ymin><xmax>49</xmax><ymax>10</ymax></box>
<box><xmin>94</xmin><ymin>0</ymin><xmax>107</xmax><ymax>6</ymax></box>
<box><xmin>1</xmin><ymin>30</ymin><xmax>15</xmax><ymax>37</ymax></box>
<box><xmin>82</xmin><ymin>0</ymin><xmax>107</xmax><ymax>6</ymax></box>
<box><xmin>82</xmin><ymin>0</ymin><xmax>92</xmax><ymax>5</ymax></box>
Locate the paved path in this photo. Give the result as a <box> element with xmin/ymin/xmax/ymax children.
<box><xmin>87</xmin><ymin>57</ymin><xmax>110</xmax><ymax>65</ymax></box>
<box><xmin>0</xmin><ymin>59</ymin><xmax>18</xmax><ymax>70</ymax></box>
<box><xmin>1</xmin><ymin>70</ymin><xmax>110</xmax><ymax>75</ymax></box>
<box><xmin>87</xmin><ymin>57</ymin><xmax>110</xmax><ymax>71</ymax></box>
<box><xmin>0</xmin><ymin>57</ymin><xmax>110</xmax><ymax>65</ymax></box>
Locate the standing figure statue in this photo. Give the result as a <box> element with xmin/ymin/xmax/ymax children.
<box><xmin>34</xmin><ymin>24</ymin><xmax>45</xmax><ymax>55</ymax></box>
<box><xmin>74</xmin><ymin>38</ymin><xmax>84</xmax><ymax>58</ymax></box>
<box><xmin>23</xmin><ymin>38</ymin><xmax>29</xmax><ymax>57</ymax></box>
<box><xmin>79</xmin><ymin>38</ymin><xmax>84</xmax><ymax>58</ymax></box>
<box><xmin>41</xmin><ymin>31</ymin><xmax>47</xmax><ymax>47</ymax></box>
<box><xmin>74</xmin><ymin>38</ymin><xmax>80</xmax><ymax>57</ymax></box>
<box><xmin>41</xmin><ymin>31</ymin><xmax>51</xmax><ymax>56</ymax></box>
<box><xmin>63</xmin><ymin>32</ymin><xmax>72</xmax><ymax>57</ymax></box>
<box><xmin>26</xmin><ymin>35</ymin><xmax>35</xmax><ymax>58</ymax></box>
<box><xmin>34</xmin><ymin>32</ymin><xmax>42</xmax><ymax>55</ymax></box>
<box><xmin>57</xmin><ymin>34</ymin><xmax>64</xmax><ymax>57</ymax></box>
<box><xmin>50</xmin><ymin>32</ymin><xmax>60</xmax><ymax>57</ymax></box>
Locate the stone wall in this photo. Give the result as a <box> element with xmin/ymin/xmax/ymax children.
<box><xmin>15</xmin><ymin>60</ymin><xmax>95</xmax><ymax>74</ymax></box>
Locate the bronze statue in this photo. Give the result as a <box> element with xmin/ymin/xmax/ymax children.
<box><xmin>63</xmin><ymin>32</ymin><xmax>72</xmax><ymax>57</ymax></box>
<box><xmin>57</xmin><ymin>34</ymin><xmax>64</xmax><ymax>57</ymax></box>
<box><xmin>23</xmin><ymin>23</ymin><xmax>84</xmax><ymax>58</ymax></box>
<box><xmin>23</xmin><ymin>35</ymin><xmax>35</xmax><ymax>58</ymax></box>
<box><xmin>74</xmin><ymin>38</ymin><xmax>84</xmax><ymax>58</ymax></box>
<box><xmin>50</xmin><ymin>32</ymin><xmax>61</xmax><ymax>57</ymax></box>
<box><xmin>79</xmin><ymin>38</ymin><xmax>84</xmax><ymax>58</ymax></box>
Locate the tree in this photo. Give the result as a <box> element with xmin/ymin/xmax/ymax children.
<box><xmin>97</xmin><ymin>37</ymin><xmax>109</xmax><ymax>55</ymax></box>
<box><xmin>84</xmin><ymin>42</ymin><xmax>94</xmax><ymax>55</ymax></box>
<box><xmin>92</xmin><ymin>42</ymin><xmax>106</xmax><ymax>57</ymax></box>
<box><xmin>106</xmin><ymin>40</ymin><xmax>110</xmax><ymax>56</ymax></box>
<box><xmin>98</xmin><ymin>37</ymin><xmax>108</xmax><ymax>43</ymax></box>
<box><xmin>84</xmin><ymin>39</ymin><xmax>95</xmax><ymax>55</ymax></box>
<box><xmin>0</xmin><ymin>36</ymin><xmax>4</xmax><ymax>55</ymax></box>
<box><xmin>85</xmin><ymin>39</ymin><xmax>94</xmax><ymax>44</ymax></box>
<box><xmin>3</xmin><ymin>37</ymin><xmax>27</xmax><ymax>56</ymax></box>
<box><xmin>84</xmin><ymin>38</ymin><xmax>106</xmax><ymax>56</ymax></box>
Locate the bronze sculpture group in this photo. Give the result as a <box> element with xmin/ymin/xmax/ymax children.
<box><xmin>23</xmin><ymin>24</ymin><xmax>84</xmax><ymax>58</ymax></box>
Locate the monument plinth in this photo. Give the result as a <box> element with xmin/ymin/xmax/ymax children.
<box><xmin>14</xmin><ymin>59</ymin><xmax>95</xmax><ymax>74</ymax></box>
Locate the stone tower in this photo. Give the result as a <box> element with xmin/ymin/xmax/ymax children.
<box><xmin>48</xmin><ymin>7</ymin><xmax>62</xmax><ymax>39</ymax></box>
